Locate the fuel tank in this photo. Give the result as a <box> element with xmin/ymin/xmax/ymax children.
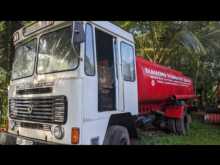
<box><xmin>136</xmin><ymin>56</ymin><xmax>195</xmax><ymax>103</ymax></box>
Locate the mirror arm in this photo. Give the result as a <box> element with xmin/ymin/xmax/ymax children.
<box><xmin>71</xmin><ymin>22</ymin><xmax>80</xmax><ymax>57</ymax></box>
<box><xmin>71</xmin><ymin>21</ymin><xmax>85</xmax><ymax>62</ymax></box>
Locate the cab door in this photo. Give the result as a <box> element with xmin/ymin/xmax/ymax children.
<box><xmin>83</xmin><ymin>23</ymin><xmax>98</xmax><ymax>120</ymax></box>
<box><xmin>119</xmin><ymin>40</ymin><xmax>138</xmax><ymax>115</ymax></box>
<box><xmin>83</xmin><ymin>24</ymin><xmax>120</xmax><ymax>120</ymax></box>
<box><xmin>95</xmin><ymin>28</ymin><xmax>118</xmax><ymax>113</ymax></box>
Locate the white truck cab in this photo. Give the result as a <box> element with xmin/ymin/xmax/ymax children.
<box><xmin>7</xmin><ymin>21</ymin><xmax>138</xmax><ymax>145</ymax></box>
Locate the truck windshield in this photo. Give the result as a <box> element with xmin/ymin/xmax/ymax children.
<box><xmin>12</xmin><ymin>39</ymin><xmax>37</xmax><ymax>80</ymax></box>
<box><xmin>37</xmin><ymin>26</ymin><xmax>78</xmax><ymax>74</ymax></box>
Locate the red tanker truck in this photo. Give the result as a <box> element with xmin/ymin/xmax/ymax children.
<box><xmin>136</xmin><ymin>56</ymin><xmax>196</xmax><ymax>135</ymax></box>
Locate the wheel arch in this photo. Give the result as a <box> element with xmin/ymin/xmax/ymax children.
<box><xmin>105</xmin><ymin>113</ymin><xmax>137</xmax><ymax>140</ymax></box>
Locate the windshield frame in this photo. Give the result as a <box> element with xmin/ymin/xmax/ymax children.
<box><xmin>11</xmin><ymin>38</ymin><xmax>37</xmax><ymax>81</ymax></box>
<box><xmin>36</xmin><ymin>25</ymin><xmax>80</xmax><ymax>75</ymax></box>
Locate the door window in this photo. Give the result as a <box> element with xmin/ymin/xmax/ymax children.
<box><xmin>120</xmin><ymin>42</ymin><xmax>135</xmax><ymax>82</ymax></box>
<box><xmin>85</xmin><ymin>24</ymin><xmax>95</xmax><ymax>76</ymax></box>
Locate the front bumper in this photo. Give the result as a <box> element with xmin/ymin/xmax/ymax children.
<box><xmin>0</xmin><ymin>132</ymin><xmax>58</xmax><ymax>145</ymax></box>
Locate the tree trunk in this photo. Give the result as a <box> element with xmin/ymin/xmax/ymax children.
<box><xmin>4</xmin><ymin>21</ymin><xmax>22</xmax><ymax>82</ymax></box>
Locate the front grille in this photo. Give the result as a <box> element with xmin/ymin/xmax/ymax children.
<box><xmin>16</xmin><ymin>87</ymin><xmax>53</xmax><ymax>95</ymax></box>
<box><xmin>9</xmin><ymin>96</ymin><xmax>67</xmax><ymax>124</ymax></box>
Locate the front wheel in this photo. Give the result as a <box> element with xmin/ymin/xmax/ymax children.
<box><xmin>175</xmin><ymin>112</ymin><xmax>191</xmax><ymax>135</ymax></box>
<box><xmin>103</xmin><ymin>125</ymin><xmax>130</xmax><ymax>145</ymax></box>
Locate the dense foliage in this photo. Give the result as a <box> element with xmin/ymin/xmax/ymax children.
<box><xmin>0</xmin><ymin>21</ymin><xmax>24</xmax><ymax>126</ymax></box>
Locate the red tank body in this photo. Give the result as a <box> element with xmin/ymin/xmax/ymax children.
<box><xmin>136</xmin><ymin>56</ymin><xmax>195</xmax><ymax>105</ymax></box>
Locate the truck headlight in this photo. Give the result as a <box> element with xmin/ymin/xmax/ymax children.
<box><xmin>53</xmin><ymin>126</ymin><xmax>64</xmax><ymax>139</ymax></box>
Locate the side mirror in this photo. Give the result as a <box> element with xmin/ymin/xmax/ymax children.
<box><xmin>72</xmin><ymin>21</ymin><xmax>85</xmax><ymax>45</ymax></box>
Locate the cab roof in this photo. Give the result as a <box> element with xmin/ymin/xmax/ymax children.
<box><xmin>13</xmin><ymin>21</ymin><xmax>134</xmax><ymax>45</ymax></box>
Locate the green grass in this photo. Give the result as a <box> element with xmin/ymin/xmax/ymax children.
<box><xmin>137</xmin><ymin>115</ymin><xmax>220</xmax><ymax>145</ymax></box>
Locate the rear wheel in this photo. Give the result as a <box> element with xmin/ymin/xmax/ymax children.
<box><xmin>167</xmin><ymin>112</ymin><xmax>191</xmax><ymax>135</ymax></box>
<box><xmin>103</xmin><ymin>125</ymin><xmax>130</xmax><ymax>145</ymax></box>
<box><xmin>167</xmin><ymin>119</ymin><xmax>176</xmax><ymax>133</ymax></box>
<box><xmin>184</xmin><ymin>113</ymin><xmax>191</xmax><ymax>132</ymax></box>
<box><xmin>175</xmin><ymin>117</ymin><xmax>186</xmax><ymax>135</ymax></box>
<box><xmin>175</xmin><ymin>112</ymin><xmax>191</xmax><ymax>135</ymax></box>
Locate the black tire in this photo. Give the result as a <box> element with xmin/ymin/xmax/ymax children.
<box><xmin>175</xmin><ymin>111</ymin><xmax>191</xmax><ymax>135</ymax></box>
<box><xmin>184</xmin><ymin>113</ymin><xmax>191</xmax><ymax>132</ymax></box>
<box><xmin>167</xmin><ymin>119</ymin><xmax>176</xmax><ymax>133</ymax></box>
<box><xmin>175</xmin><ymin>117</ymin><xmax>186</xmax><ymax>135</ymax></box>
<box><xmin>188</xmin><ymin>113</ymin><xmax>192</xmax><ymax>123</ymax></box>
<box><xmin>103</xmin><ymin>125</ymin><xmax>130</xmax><ymax>145</ymax></box>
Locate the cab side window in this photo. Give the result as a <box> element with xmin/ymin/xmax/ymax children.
<box><xmin>85</xmin><ymin>24</ymin><xmax>95</xmax><ymax>76</ymax></box>
<box><xmin>121</xmin><ymin>42</ymin><xmax>135</xmax><ymax>81</ymax></box>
